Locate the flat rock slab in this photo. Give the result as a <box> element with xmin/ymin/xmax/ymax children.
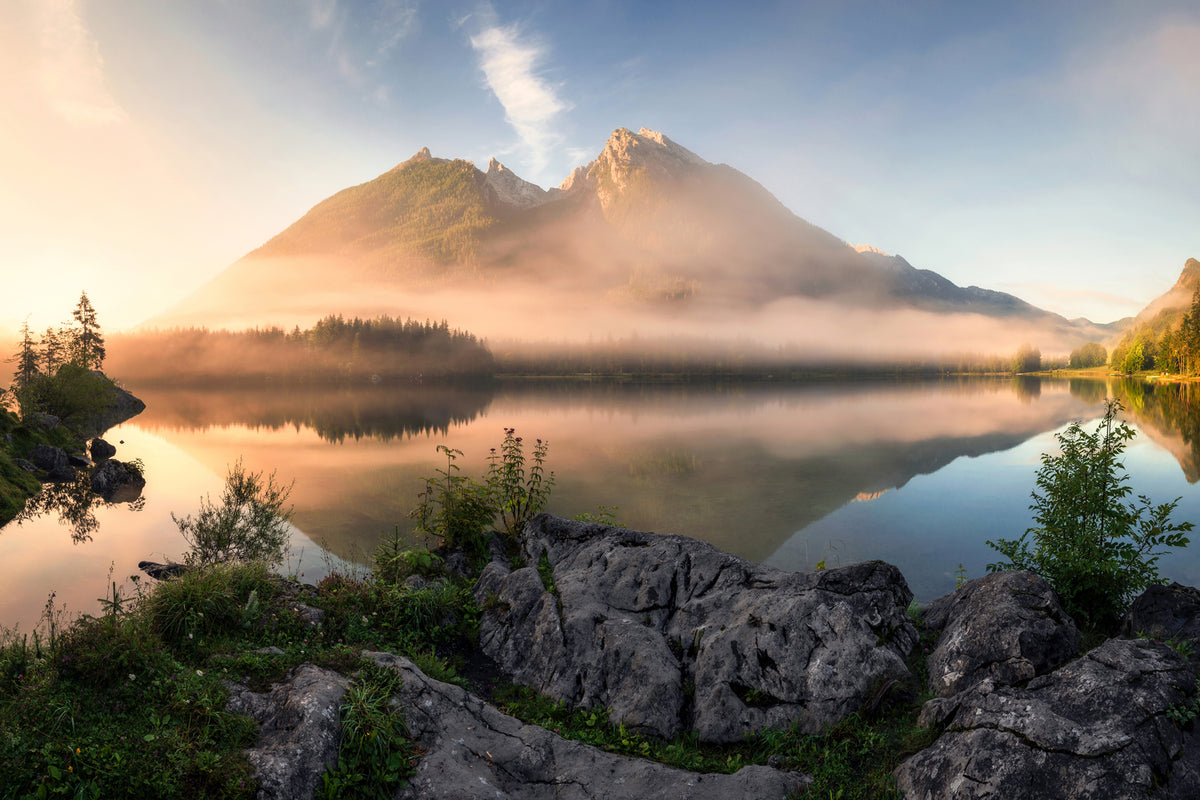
<box><xmin>897</xmin><ymin>638</ymin><xmax>1200</xmax><ymax>800</ymax></box>
<box><xmin>921</xmin><ymin>570</ymin><xmax>1079</xmax><ymax>697</ymax></box>
<box><xmin>367</xmin><ymin>651</ymin><xmax>808</xmax><ymax>800</ymax></box>
<box><xmin>226</xmin><ymin>664</ymin><xmax>350</xmax><ymax>800</ymax></box>
<box><xmin>476</xmin><ymin>514</ymin><xmax>917</xmax><ymax>743</ymax></box>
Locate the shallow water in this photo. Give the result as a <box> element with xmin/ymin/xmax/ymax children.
<box><xmin>5</xmin><ymin>376</ymin><xmax>1200</xmax><ymax>629</ymax></box>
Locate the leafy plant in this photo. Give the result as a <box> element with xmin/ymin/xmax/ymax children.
<box><xmin>987</xmin><ymin>399</ymin><xmax>1193</xmax><ymax>630</ymax></box>
<box><xmin>173</xmin><ymin>459</ymin><xmax>294</xmax><ymax>567</ymax></box>
<box><xmin>410</xmin><ymin>445</ymin><xmax>494</xmax><ymax>564</ymax></box>
<box><xmin>485</xmin><ymin>428</ymin><xmax>555</xmax><ymax>539</ymax></box>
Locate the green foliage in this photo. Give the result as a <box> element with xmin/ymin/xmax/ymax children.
<box><xmin>373</xmin><ymin>527</ymin><xmax>444</xmax><ymax>585</ymax></box>
<box><xmin>141</xmin><ymin>562</ymin><xmax>279</xmax><ymax>655</ymax></box>
<box><xmin>410</xmin><ymin>445</ymin><xmax>496</xmax><ymax>564</ymax></box>
<box><xmin>988</xmin><ymin>399</ymin><xmax>1193</xmax><ymax>629</ymax></box>
<box><xmin>1167</xmin><ymin>678</ymin><xmax>1200</xmax><ymax>728</ymax></box>
<box><xmin>172</xmin><ymin>459</ymin><xmax>295</xmax><ymax>567</ymax></box>
<box><xmin>572</xmin><ymin>505</ymin><xmax>625</xmax><ymax>527</ymax></box>
<box><xmin>409</xmin><ymin>430</ymin><xmax>556</xmax><ymax>563</ymax></box>
<box><xmin>486</xmin><ymin>428</ymin><xmax>555</xmax><ymax>539</ymax></box>
<box><xmin>1068</xmin><ymin>341</ymin><xmax>1108</xmax><ymax>369</ymax></box>
<box><xmin>1011</xmin><ymin>343</ymin><xmax>1041</xmax><ymax>374</ymax></box>
<box><xmin>15</xmin><ymin>363</ymin><xmax>113</xmax><ymax>425</ymax></box>
<box><xmin>318</xmin><ymin>662</ymin><xmax>416</xmax><ymax>800</ymax></box>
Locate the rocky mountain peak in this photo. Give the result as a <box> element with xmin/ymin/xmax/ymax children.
<box><xmin>483</xmin><ymin>156</ymin><xmax>552</xmax><ymax>209</ymax></box>
<box><xmin>585</xmin><ymin>126</ymin><xmax>712</xmax><ymax>212</ymax></box>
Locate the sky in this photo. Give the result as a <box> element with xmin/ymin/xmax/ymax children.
<box><xmin>1</xmin><ymin>0</ymin><xmax>1198</xmax><ymax>332</ymax></box>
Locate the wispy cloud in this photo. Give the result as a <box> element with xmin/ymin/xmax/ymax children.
<box><xmin>310</xmin><ymin>0</ymin><xmax>419</xmax><ymax>102</ymax></box>
<box><xmin>469</xmin><ymin>18</ymin><xmax>570</xmax><ymax>172</ymax></box>
<box><xmin>34</xmin><ymin>0</ymin><xmax>126</xmax><ymax>126</ymax></box>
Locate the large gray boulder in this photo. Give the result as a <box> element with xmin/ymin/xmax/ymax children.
<box><xmin>225</xmin><ymin>664</ymin><xmax>350</xmax><ymax>800</ymax></box>
<box><xmin>476</xmin><ymin>514</ymin><xmax>917</xmax><ymax>743</ymax></box>
<box><xmin>897</xmin><ymin>637</ymin><xmax>1200</xmax><ymax>799</ymax></box>
<box><xmin>30</xmin><ymin>444</ymin><xmax>68</xmax><ymax>472</ymax></box>
<box><xmin>368</xmin><ymin>651</ymin><xmax>809</xmax><ymax>800</ymax></box>
<box><xmin>90</xmin><ymin>458</ymin><xmax>145</xmax><ymax>501</ymax></box>
<box><xmin>921</xmin><ymin>570</ymin><xmax>1079</xmax><ymax>697</ymax></box>
<box><xmin>1123</xmin><ymin>583</ymin><xmax>1200</xmax><ymax>657</ymax></box>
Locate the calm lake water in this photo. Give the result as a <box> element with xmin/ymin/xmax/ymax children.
<box><xmin>6</xmin><ymin>376</ymin><xmax>1200</xmax><ymax>630</ymax></box>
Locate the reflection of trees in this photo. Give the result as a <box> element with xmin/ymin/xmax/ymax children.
<box><xmin>131</xmin><ymin>385</ymin><xmax>496</xmax><ymax>444</ymax></box>
<box><xmin>12</xmin><ymin>474</ymin><xmax>145</xmax><ymax>543</ymax></box>
<box><xmin>1067</xmin><ymin>378</ymin><xmax>1108</xmax><ymax>405</ymax></box>
<box><xmin>1113</xmin><ymin>379</ymin><xmax>1200</xmax><ymax>482</ymax></box>
<box><xmin>1011</xmin><ymin>376</ymin><xmax>1042</xmax><ymax>404</ymax></box>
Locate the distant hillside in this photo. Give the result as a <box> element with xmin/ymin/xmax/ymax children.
<box><xmin>1110</xmin><ymin>258</ymin><xmax>1200</xmax><ymax>372</ymax></box>
<box><xmin>153</xmin><ymin>127</ymin><xmax>1121</xmax><ymax>358</ymax></box>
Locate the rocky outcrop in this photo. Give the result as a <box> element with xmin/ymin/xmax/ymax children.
<box><xmin>921</xmin><ymin>571</ymin><xmax>1079</xmax><ymax>697</ymax></box>
<box><xmin>1123</xmin><ymin>583</ymin><xmax>1200</xmax><ymax>657</ymax></box>
<box><xmin>89</xmin><ymin>437</ymin><xmax>117</xmax><ymax>462</ymax></box>
<box><xmin>897</xmin><ymin>638</ymin><xmax>1200</xmax><ymax>799</ymax></box>
<box><xmin>476</xmin><ymin>514</ymin><xmax>917</xmax><ymax>743</ymax></box>
<box><xmin>225</xmin><ymin>664</ymin><xmax>350</xmax><ymax>800</ymax></box>
<box><xmin>368</xmin><ymin>650</ymin><xmax>808</xmax><ymax>800</ymax></box>
<box><xmin>76</xmin><ymin>372</ymin><xmax>145</xmax><ymax>437</ymax></box>
<box><xmin>29</xmin><ymin>444</ymin><xmax>76</xmax><ymax>482</ymax></box>
<box><xmin>90</xmin><ymin>458</ymin><xmax>145</xmax><ymax>501</ymax></box>
<box><xmin>485</xmin><ymin>157</ymin><xmax>552</xmax><ymax>208</ymax></box>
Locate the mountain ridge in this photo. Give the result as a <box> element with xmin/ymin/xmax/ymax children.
<box><xmin>152</xmin><ymin>126</ymin><xmax>1125</xmax><ymax>354</ymax></box>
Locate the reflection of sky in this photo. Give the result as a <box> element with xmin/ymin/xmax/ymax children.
<box><xmin>771</xmin><ymin>420</ymin><xmax>1200</xmax><ymax>603</ymax></box>
<box><xmin>11</xmin><ymin>379</ymin><xmax>1200</xmax><ymax>628</ymax></box>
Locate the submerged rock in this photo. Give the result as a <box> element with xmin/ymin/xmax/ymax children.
<box><xmin>369</xmin><ymin>650</ymin><xmax>809</xmax><ymax>800</ymax></box>
<box><xmin>476</xmin><ymin>514</ymin><xmax>917</xmax><ymax>743</ymax></box>
<box><xmin>90</xmin><ymin>458</ymin><xmax>145</xmax><ymax>501</ymax></box>
<box><xmin>921</xmin><ymin>570</ymin><xmax>1079</xmax><ymax>697</ymax></box>
<box><xmin>897</xmin><ymin>637</ymin><xmax>1200</xmax><ymax>799</ymax></box>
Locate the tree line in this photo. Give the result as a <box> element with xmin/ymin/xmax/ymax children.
<box><xmin>1111</xmin><ymin>285</ymin><xmax>1200</xmax><ymax>375</ymax></box>
<box><xmin>104</xmin><ymin>314</ymin><xmax>495</xmax><ymax>386</ymax></box>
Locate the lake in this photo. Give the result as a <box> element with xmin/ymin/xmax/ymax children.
<box><xmin>5</xmin><ymin>375</ymin><xmax>1200</xmax><ymax>630</ymax></box>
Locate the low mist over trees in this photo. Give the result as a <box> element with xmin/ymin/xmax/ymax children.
<box><xmin>1011</xmin><ymin>343</ymin><xmax>1041</xmax><ymax>374</ymax></box>
<box><xmin>106</xmin><ymin>315</ymin><xmax>494</xmax><ymax>386</ymax></box>
<box><xmin>1068</xmin><ymin>342</ymin><xmax>1107</xmax><ymax>369</ymax></box>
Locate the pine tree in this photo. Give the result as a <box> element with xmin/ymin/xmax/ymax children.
<box><xmin>69</xmin><ymin>291</ymin><xmax>106</xmax><ymax>370</ymax></box>
<box><xmin>8</xmin><ymin>319</ymin><xmax>41</xmax><ymax>393</ymax></box>
<box><xmin>41</xmin><ymin>326</ymin><xmax>65</xmax><ymax>375</ymax></box>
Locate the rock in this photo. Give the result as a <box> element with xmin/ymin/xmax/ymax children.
<box><xmin>291</xmin><ymin>603</ymin><xmax>325</xmax><ymax>628</ymax></box>
<box><xmin>67</xmin><ymin>452</ymin><xmax>91</xmax><ymax>469</ymax></box>
<box><xmin>367</xmin><ymin>650</ymin><xmax>809</xmax><ymax>800</ymax></box>
<box><xmin>84</xmin><ymin>371</ymin><xmax>146</xmax><ymax>435</ymax></box>
<box><xmin>12</xmin><ymin>458</ymin><xmax>36</xmax><ymax>473</ymax></box>
<box><xmin>89</xmin><ymin>437</ymin><xmax>117</xmax><ymax>461</ymax></box>
<box><xmin>1123</xmin><ymin>583</ymin><xmax>1200</xmax><ymax>646</ymax></box>
<box><xmin>897</xmin><ymin>638</ymin><xmax>1200</xmax><ymax>799</ymax></box>
<box><xmin>32</xmin><ymin>413</ymin><xmax>60</xmax><ymax>429</ymax></box>
<box><xmin>225</xmin><ymin>664</ymin><xmax>350</xmax><ymax>800</ymax></box>
<box><xmin>90</xmin><ymin>458</ymin><xmax>145</xmax><ymax>501</ymax></box>
<box><xmin>476</xmin><ymin>514</ymin><xmax>917</xmax><ymax>743</ymax></box>
<box><xmin>921</xmin><ymin>571</ymin><xmax>1079</xmax><ymax>697</ymax></box>
<box><xmin>138</xmin><ymin>561</ymin><xmax>189</xmax><ymax>580</ymax></box>
<box><xmin>30</xmin><ymin>444</ymin><xmax>68</xmax><ymax>472</ymax></box>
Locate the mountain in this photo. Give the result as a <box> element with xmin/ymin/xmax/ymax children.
<box><xmin>1129</xmin><ymin>258</ymin><xmax>1200</xmax><ymax>331</ymax></box>
<box><xmin>154</xmin><ymin>127</ymin><xmax>1118</xmax><ymax>354</ymax></box>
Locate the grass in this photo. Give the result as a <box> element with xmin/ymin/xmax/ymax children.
<box><xmin>0</xmin><ymin>544</ymin><xmax>947</xmax><ymax>800</ymax></box>
<box><xmin>0</xmin><ymin>407</ymin><xmax>84</xmax><ymax>525</ymax></box>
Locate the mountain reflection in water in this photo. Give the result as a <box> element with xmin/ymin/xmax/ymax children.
<box><xmin>9</xmin><ymin>376</ymin><xmax>1200</xmax><ymax>629</ymax></box>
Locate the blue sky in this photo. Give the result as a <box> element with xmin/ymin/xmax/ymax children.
<box><xmin>2</xmin><ymin>0</ymin><xmax>1198</xmax><ymax>330</ymax></box>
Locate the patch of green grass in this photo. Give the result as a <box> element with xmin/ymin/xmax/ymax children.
<box><xmin>318</xmin><ymin>660</ymin><xmax>418</xmax><ymax>800</ymax></box>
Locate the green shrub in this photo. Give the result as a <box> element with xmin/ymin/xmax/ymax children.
<box><xmin>173</xmin><ymin>459</ymin><xmax>294</xmax><ymax>567</ymax></box>
<box><xmin>988</xmin><ymin>399</ymin><xmax>1193</xmax><ymax>629</ymax></box>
